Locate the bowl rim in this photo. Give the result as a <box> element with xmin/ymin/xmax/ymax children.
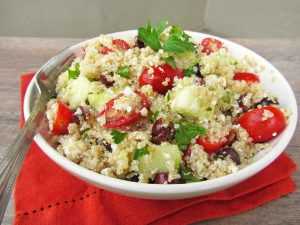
<box><xmin>23</xmin><ymin>30</ymin><xmax>298</xmax><ymax>196</ymax></box>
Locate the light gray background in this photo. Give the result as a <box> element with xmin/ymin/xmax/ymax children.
<box><xmin>0</xmin><ymin>1</ymin><xmax>299</xmax><ymax>225</ymax></box>
<box><xmin>0</xmin><ymin>0</ymin><xmax>299</xmax><ymax>38</ymax></box>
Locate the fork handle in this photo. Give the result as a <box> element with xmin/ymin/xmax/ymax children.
<box><xmin>0</xmin><ymin>122</ymin><xmax>36</xmax><ymax>222</ymax></box>
<box><xmin>0</xmin><ymin>95</ymin><xmax>44</xmax><ymax>223</ymax></box>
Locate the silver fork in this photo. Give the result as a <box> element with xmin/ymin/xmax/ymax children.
<box><xmin>0</xmin><ymin>52</ymin><xmax>75</xmax><ymax>222</ymax></box>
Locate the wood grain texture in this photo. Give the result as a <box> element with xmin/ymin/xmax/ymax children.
<box><xmin>0</xmin><ymin>37</ymin><xmax>299</xmax><ymax>225</ymax></box>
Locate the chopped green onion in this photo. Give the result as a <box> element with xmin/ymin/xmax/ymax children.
<box><xmin>68</xmin><ymin>63</ymin><xmax>80</xmax><ymax>79</ymax></box>
<box><xmin>175</xmin><ymin>122</ymin><xmax>206</xmax><ymax>151</ymax></box>
<box><xmin>133</xmin><ymin>146</ymin><xmax>149</xmax><ymax>160</ymax></box>
<box><xmin>111</xmin><ymin>130</ymin><xmax>127</xmax><ymax>144</ymax></box>
<box><xmin>117</xmin><ymin>66</ymin><xmax>130</xmax><ymax>78</ymax></box>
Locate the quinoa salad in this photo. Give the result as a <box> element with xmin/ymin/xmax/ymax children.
<box><xmin>46</xmin><ymin>21</ymin><xmax>289</xmax><ymax>184</ymax></box>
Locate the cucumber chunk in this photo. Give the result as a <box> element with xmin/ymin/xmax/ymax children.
<box><xmin>88</xmin><ymin>91</ymin><xmax>113</xmax><ymax>111</ymax></box>
<box><xmin>139</xmin><ymin>143</ymin><xmax>182</xmax><ymax>181</ymax></box>
<box><xmin>64</xmin><ymin>76</ymin><xmax>91</xmax><ymax>109</ymax></box>
<box><xmin>171</xmin><ymin>84</ymin><xmax>202</xmax><ymax>117</ymax></box>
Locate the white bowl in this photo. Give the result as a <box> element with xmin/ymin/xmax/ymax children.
<box><xmin>24</xmin><ymin>30</ymin><xmax>298</xmax><ymax>200</ymax></box>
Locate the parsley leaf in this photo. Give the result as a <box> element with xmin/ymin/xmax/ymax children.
<box><xmin>117</xmin><ymin>66</ymin><xmax>130</xmax><ymax>78</ymax></box>
<box><xmin>180</xmin><ymin>167</ymin><xmax>201</xmax><ymax>183</ymax></box>
<box><xmin>138</xmin><ymin>22</ymin><xmax>162</xmax><ymax>51</ymax></box>
<box><xmin>162</xmin><ymin>25</ymin><xmax>195</xmax><ymax>53</ymax></box>
<box><xmin>175</xmin><ymin>122</ymin><xmax>206</xmax><ymax>150</ymax></box>
<box><xmin>162</xmin><ymin>56</ymin><xmax>176</xmax><ymax>68</ymax></box>
<box><xmin>148</xmin><ymin>111</ymin><xmax>159</xmax><ymax>123</ymax></box>
<box><xmin>156</xmin><ymin>20</ymin><xmax>168</xmax><ymax>34</ymax></box>
<box><xmin>133</xmin><ymin>146</ymin><xmax>149</xmax><ymax>160</ymax></box>
<box><xmin>138</xmin><ymin>21</ymin><xmax>195</xmax><ymax>53</ymax></box>
<box><xmin>111</xmin><ymin>130</ymin><xmax>127</xmax><ymax>144</ymax></box>
<box><xmin>183</xmin><ymin>65</ymin><xmax>195</xmax><ymax>77</ymax></box>
<box><xmin>169</xmin><ymin>26</ymin><xmax>190</xmax><ymax>41</ymax></box>
<box><xmin>68</xmin><ymin>63</ymin><xmax>80</xmax><ymax>79</ymax></box>
<box><xmin>183</xmin><ymin>66</ymin><xmax>194</xmax><ymax>77</ymax></box>
<box><xmin>166</xmin><ymin>92</ymin><xmax>171</xmax><ymax>101</ymax></box>
<box><xmin>163</xmin><ymin>35</ymin><xmax>195</xmax><ymax>53</ymax></box>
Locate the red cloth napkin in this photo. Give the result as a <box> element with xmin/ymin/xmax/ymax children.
<box><xmin>14</xmin><ymin>73</ymin><xmax>297</xmax><ymax>225</ymax></box>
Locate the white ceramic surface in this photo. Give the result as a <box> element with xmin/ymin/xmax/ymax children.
<box><xmin>23</xmin><ymin>30</ymin><xmax>298</xmax><ymax>199</ymax></box>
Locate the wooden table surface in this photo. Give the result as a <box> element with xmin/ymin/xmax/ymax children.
<box><xmin>0</xmin><ymin>37</ymin><xmax>299</xmax><ymax>225</ymax></box>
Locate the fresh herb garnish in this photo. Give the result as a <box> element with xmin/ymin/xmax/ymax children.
<box><xmin>117</xmin><ymin>66</ymin><xmax>130</xmax><ymax>78</ymax></box>
<box><xmin>148</xmin><ymin>111</ymin><xmax>159</xmax><ymax>123</ymax></box>
<box><xmin>162</xmin><ymin>25</ymin><xmax>195</xmax><ymax>53</ymax></box>
<box><xmin>133</xmin><ymin>146</ymin><xmax>149</xmax><ymax>160</ymax></box>
<box><xmin>162</xmin><ymin>56</ymin><xmax>176</xmax><ymax>68</ymax></box>
<box><xmin>163</xmin><ymin>35</ymin><xmax>195</xmax><ymax>53</ymax></box>
<box><xmin>138</xmin><ymin>21</ymin><xmax>167</xmax><ymax>51</ymax></box>
<box><xmin>138</xmin><ymin>21</ymin><xmax>194</xmax><ymax>54</ymax></box>
<box><xmin>111</xmin><ymin>130</ymin><xmax>127</xmax><ymax>144</ymax></box>
<box><xmin>184</xmin><ymin>63</ymin><xmax>202</xmax><ymax>78</ymax></box>
<box><xmin>169</xmin><ymin>25</ymin><xmax>191</xmax><ymax>41</ymax></box>
<box><xmin>156</xmin><ymin>20</ymin><xmax>168</xmax><ymax>34</ymax></box>
<box><xmin>180</xmin><ymin>167</ymin><xmax>201</xmax><ymax>183</ymax></box>
<box><xmin>175</xmin><ymin>122</ymin><xmax>206</xmax><ymax>150</ymax></box>
<box><xmin>183</xmin><ymin>65</ymin><xmax>195</xmax><ymax>77</ymax></box>
<box><xmin>166</xmin><ymin>92</ymin><xmax>171</xmax><ymax>101</ymax></box>
<box><xmin>68</xmin><ymin>63</ymin><xmax>80</xmax><ymax>79</ymax></box>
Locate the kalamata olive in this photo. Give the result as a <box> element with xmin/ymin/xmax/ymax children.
<box><xmin>102</xmin><ymin>141</ymin><xmax>112</xmax><ymax>152</ymax></box>
<box><xmin>226</xmin><ymin>130</ymin><xmax>237</xmax><ymax>146</ymax></box>
<box><xmin>127</xmin><ymin>174</ymin><xmax>139</xmax><ymax>182</ymax></box>
<box><xmin>169</xmin><ymin>178</ymin><xmax>185</xmax><ymax>184</ymax></box>
<box><xmin>215</xmin><ymin>147</ymin><xmax>241</xmax><ymax>165</ymax></box>
<box><xmin>237</xmin><ymin>94</ymin><xmax>249</xmax><ymax>112</ymax></box>
<box><xmin>151</xmin><ymin>119</ymin><xmax>175</xmax><ymax>144</ymax></box>
<box><xmin>194</xmin><ymin>63</ymin><xmax>203</xmax><ymax>78</ymax></box>
<box><xmin>72</xmin><ymin>114</ymin><xmax>80</xmax><ymax>124</ymax></box>
<box><xmin>136</xmin><ymin>38</ymin><xmax>145</xmax><ymax>48</ymax></box>
<box><xmin>96</xmin><ymin>138</ymin><xmax>112</xmax><ymax>152</ymax></box>
<box><xmin>252</xmin><ymin>97</ymin><xmax>279</xmax><ymax>109</ymax></box>
<box><xmin>154</xmin><ymin>172</ymin><xmax>169</xmax><ymax>184</ymax></box>
<box><xmin>223</xmin><ymin>109</ymin><xmax>233</xmax><ymax>116</ymax></box>
<box><xmin>99</xmin><ymin>75</ymin><xmax>115</xmax><ymax>88</ymax></box>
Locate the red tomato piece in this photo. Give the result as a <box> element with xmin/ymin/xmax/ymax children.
<box><xmin>101</xmin><ymin>92</ymin><xmax>150</xmax><ymax>129</ymax></box>
<box><xmin>100</xmin><ymin>46</ymin><xmax>113</xmax><ymax>54</ymax></box>
<box><xmin>196</xmin><ymin>136</ymin><xmax>228</xmax><ymax>154</ymax></box>
<box><xmin>112</xmin><ymin>39</ymin><xmax>130</xmax><ymax>50</ymax></box>
<box><xmin>52</xmin><ymin>102</ymin><xmax>74</xmax><ymax>135</ymax></box>
<box><xmin>105</xmin><ymin>111</ymin><xmax>141</xmax><ymax>129</ymax></box>
<box><xmin>238</xmin><ymin>106</ymin><xmax>286</xmax><ymax>143</ymax></box>
<box><xmin>200</xmin><ymin>37</ymin><xmax>223</xmax><ymax>55</ymax></box>
<box><xmin>139</xmin><ymin>64</ymin><xmax>184</xmax><ymax>94</ymax></box>
<box><xmin>234</xmin><ymin>72</ymin><xmax>260</xmax><ymax>83</ymax></box>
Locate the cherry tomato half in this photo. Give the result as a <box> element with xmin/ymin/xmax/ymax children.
<box><xmin>112</xmin><ymin>39</ymin><xmax>130</xmax><ymax>50</ymax></box>
<box><xmin>52</xmin><ymin>102</ymin><xmax>74</xmax><ymax>135</ymax></box>
<box><xmin>101</xmin><ymin>92</ymin><xmax>150</xmax><ymax>129</ymax></box>
<box><xmin>200</xmin><ymin>37</ymin><xmax>223</xmax><ymax>55</ymax></box>
<box><xmin>196</xmin><ymin>136</ymin><xmax>228</xmax><ymax>154</ymax></box>
<box><xmin>238</xmin><ymin>106</ymin><xmax>286</xmax><ymax>143</ymax></box>
<box><xmin>234</xmin><ymin>72</ymin><xmax>260</xmax><ymax>83</ymax></box>
<box><xmin>139</xmin><ymin>64</ymin><xmax>184</xmax><ymax>94</ymax></box>
<box><xmin>195</xmin><ymin>130</ymin><xmax>236</xmax><ymax>154</ymax></box>
<box><xmin>100</xmin><ymin>46</ymin><xmax>113</xmax><ymax>55</ymax></box>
